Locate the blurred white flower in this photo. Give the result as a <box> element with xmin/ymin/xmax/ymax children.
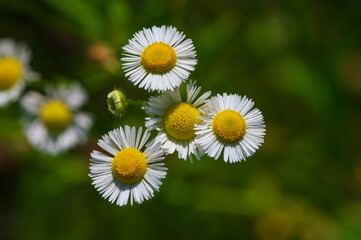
<box><xmin>21</xmin><ymin>83</ymin><xmax>93</xmax><ymax>155</ymax></box>
<box><xmin>0</xmin><ymin>38</ymin><xmax>39</xmax><ymax>106</ymax></box>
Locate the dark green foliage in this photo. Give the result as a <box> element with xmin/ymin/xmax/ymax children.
<box><xmin>1</xmin><ymin>0</ymin><xmax>361</xmax><ymax>239</ymax></box>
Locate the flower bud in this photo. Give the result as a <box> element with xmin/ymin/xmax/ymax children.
<box><xmin>107</xmin><ymin>90</ymin><xmax>127</xmax><ymax>117</ymax></box>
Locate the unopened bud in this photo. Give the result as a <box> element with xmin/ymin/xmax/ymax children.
<box><xmin>107</xmin><ymin>90</ymin><xmax>127</xmax><ymax>117</ymax></box>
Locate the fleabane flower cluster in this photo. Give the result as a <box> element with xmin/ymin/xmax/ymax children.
<box><xmin>90</xmin><ymin>25</ymin><xmax>266</xmax><ymax>207</ymax></box>
<box><xmin>0</xmin><ymin>38</ymin><xmax>94</xmax><ymax>156</ymax></box>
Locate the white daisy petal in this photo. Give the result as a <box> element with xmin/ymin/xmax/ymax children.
<box><xmin>122</xmin><ymin>26</ymin><xmax>197</xmax><ymax>92</ymax></box>
<box><xmin>144</xmin><ymin>80</ymin><xmax>211</xmax><ymax>162</ymax></box>
<box><xmin>21</xmin><ymin>83</ymin><xmax>93</xmax><ymax>155</ymax></box>
<box><xmin>0</xmin><ymin>38</ymin><xmax>39</xmax><ymax>107</ymax></box>
<box><xmin>195</xmin><ymin>93</ymin><xmax>266</xmax><ymax>163</ymax></box>
<box><xmin>89</xmin><ymin>126</ymin><xmax>167</xmax><ymax>207</ymax></box>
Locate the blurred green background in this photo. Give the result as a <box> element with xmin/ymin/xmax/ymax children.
<box><xmin>1</xmin><ymin>0</ymin><xmax>361</xmax><ymax>239</ymax></box>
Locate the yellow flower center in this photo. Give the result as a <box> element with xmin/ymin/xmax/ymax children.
<box><xmin>164</xmin><ymin>102</ymin><xmax>201</xmax><ymax>141</ymax></box>
<box><xmin>39</xmin><ymin>100</ymin><xmax>72</xmax><ymax>132</ymax></box>
<box><xmin>141</xmin><ymin>42</ymin><xmax>177</xmax><ymax>74</ymax></box>
<box><xmin>212</xmin><ymin>110</ymin><xmax>246</xmax><ymax>143</ymax></box>
<box><xmin>0</xmin><ymin>58</ymin><xmax>23</xmax><ymax>91</ymax></box>
<box><xmin>112</xmin><ymin>148</ymin><xmax>147</xmax><ymax>184</ymax></box>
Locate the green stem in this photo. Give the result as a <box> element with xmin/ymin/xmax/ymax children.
<box><xmin>127</xmin><ymin>99</ymin><xmax>147</xmax><ymax>108</ymax></box>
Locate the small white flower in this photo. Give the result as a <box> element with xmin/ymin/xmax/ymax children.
<box><xmin>89</xmin><ymin>126</ymin><xmax>167</xmax><ymax>206</ymax></box>
<box><xmin>144</xmin><ymin>80</ymin><xmax>211</xmax><ymax>163</ymax></box>
<box><xmin>0</xmin><ymin>38</ymin><xmax>38</xmax><ymax>106</ymax></box>
<box><xmin>121</xmin><ymin>25</ymin><xmax>197</xmax><ymax>92</ymax></box>
<box><xmin>21</xmin><ymin>83</ymin><xmax>93</xmax><ymax>155</ymax></box>
<box><xmin>195</xmin><ymin>93</ymin><xmax>265</xmax><ymax>163</ymax></box>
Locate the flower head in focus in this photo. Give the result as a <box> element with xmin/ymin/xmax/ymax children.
<box><xmin>89</xmin><ymin>126</ymin><xmax>167</xmax><ymax>206</ymax></box>
<box><xmin>121</xmin><ymin>25</ymin><xmax>197</xmax><ymax>92</ymax></box>
<box><xmin>195</xmin><ymin>93</ymin><xmax>265</xmax><ymax>163</ymax></box>
<box><xmin>144</xmin><ymin>80</ymin><xmax>211</xmax><ymax>162</ymax></box>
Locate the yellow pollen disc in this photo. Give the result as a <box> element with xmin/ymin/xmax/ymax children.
<box><xmin>112</xmin><ymin>148</ymin><xmax>147</xmax><ymax>184</ymax></box>
<box><xmin>39</xmin><ymin>100</ymin><xmax>72</xmax><ymax>132</ymax></box>
<box><xmin>0</xmin><ymin>58</ymin><xmax>23</xmax><ymax>91</ymax></box>
<box><xmin>212</xmin><ymin>110</ymin><xmax>246</xmax><ymax>143</ymax></box>
<box><xmin>164</xmin><ymin>102</ymin><xmax>201</xmax><ymax>141</ymax></box>
<box><xmin>141</xmin><ymin>42</ymin><xmax>177</xmax><ymax>74</ymax></box>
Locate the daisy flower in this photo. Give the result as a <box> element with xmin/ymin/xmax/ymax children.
<box><xmin>89</xmin><ymin>126</ymin><xmax>167</xmax><ymax>206</ymax></box>
<box><xmin>144</xmin><ymin>80</ymin><xmax>211</xmax><ymax>162</ymax></box>
<box><xmin>121</xmin><ymin>25</ymin><xmax>197</xmax><ymax>92</ymax></box>
<box><xmin>20</xmin><ymin>83</ymin><xmax>93</xmax><ymax>155</ymax></box>
<box><xmin>0</xmin><ymin>38</ymin><xmax>38</xmax><ymax>106</ymax></box>
<box><xmin>195</xmin><ymin>93</ymin><xmax>265</xmax><ymax>163</ymax></box>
